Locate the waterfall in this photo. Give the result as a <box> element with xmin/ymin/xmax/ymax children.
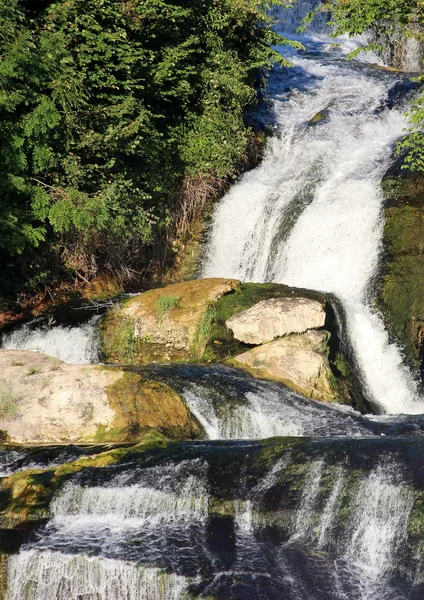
<box><xmin>202</xmin><ymin>5</ymin><xmax>424</xmax><ymax>415</ymax></box>
<box><xmin>1</xmin><ymin>315</ymin><xmax>101</xmax><ymax>364</ymax></box>
<box><xmin>4</xmin><ymin>3</ymin><xmax>424</xmax><ymax>599</ymax></box>
<box><xmin>7</xmin><ymin>439</ymin><xmax>424</xmax><ymax>600</ymax></box>
<box><xmin>149</xmin><ymin>365</ymin><xmax>424</xmax><ymax>439</ymax></box>
<box><xmin>7</xmin><ymin>551</ymin><xmax>189</xmax><ymax>600</ymax></box>
<box><xmin>285</xmin><ymin>457</ymin><xmax>416</xmax><ymax>600</ymax></box>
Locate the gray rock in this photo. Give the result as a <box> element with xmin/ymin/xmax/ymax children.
<box><xmin>226</xmin><ymin>297</ymin><xmax>326</xmax><ymax>345</ymax></box>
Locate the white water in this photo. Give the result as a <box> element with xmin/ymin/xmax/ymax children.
<box><xmin>8</xmin><ymin>550</ymin><xmax>189</xmax><ymax>600</ymax></box>
<box><xmin>180</xmin><ymin>378</ymin><xmax>379</xmax><ymax>439</ymax></box>
<box><xmin>7</xmin><ymin>460</ymin><xmax>207</xmax><ymax>599</ymax></box>
<box><xmin>288</xmin><ymin>459</ymin><xmax>415</xmax><ymax>599</ymax></box>
<box><xmin>183</xmin><ymin>385</ymin><xmax>304</xmax><ymax>439</ymax></box>
<box><xmin>202</xmin><ymin>10</ymin><xmax>424</xmax><ymax>414</ymax></box>
<box><xmin>343</xmin><ymin>464</ymin><xmax>414</xmax><ymax>599</ymax></box>
<box><xmin>1</xmin><ymin>316</ymin><xmax>101</xmax><ymax>364</ymax></box>
<box><xmin>52</xmin><ymin>473</ymin><xmax>208</xmax><ymax>526</ymax></box>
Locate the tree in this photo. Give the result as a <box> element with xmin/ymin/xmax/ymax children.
<box><xmin>0</xmin><ymin>0</ymin><xmax>297</xmax><ymax>302</ymax></box>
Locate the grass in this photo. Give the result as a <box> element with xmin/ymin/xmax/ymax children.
<box><xmin>0</xmin><ymin>382</ymin><xmax>20</xmax><ymax>419</ymax></box>
<box><xmin>26</xmin><ymin>367</ymin><xmax>41</xmax><ymax>376</ymax></box>
<box><xmin>114</xmin><ymin>317</ymin><xmax>139</xmax><ymax>365</ymax></box>
<box><xmin>194</xmin><ymin>306</ymin><xmax>216</xmax><ymax>359</ymax></box>
<box><xmin>156</xmin><ymin>295</ymin><xmax>181</xmax><ymax>319</ymax></box>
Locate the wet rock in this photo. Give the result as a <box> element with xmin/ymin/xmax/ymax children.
<box><xmin>230</xmin><ymin>330</ymin><xmax>337</xmax><ymax>402</ymax></box>
<box><xmin>0</xmin><ymin>350</ymin><xmax>201</xmax><ymax>444</ymax></box>
<box><xmin>378</xmin><ymin>163</ymin><xmax>424</xmax><ymax>375</ymax></box>
<box><xmin>225</xmin><ymin>297</ymin><xmax>326</xmax><ymax>345</ymax></box>
<box><xmin>308</xmin><ymin>108</ymin><xmax>329</xmax><ymax>126</ymax></box>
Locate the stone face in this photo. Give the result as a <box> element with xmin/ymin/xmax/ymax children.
<box><xmin>0</xmin><ymin>350</ymin><xmax>201</xmax><ymax>444</ymax></box>
<box><xmin>99</xmin><ymin>279</ymin><xmax>363</xmax><ymax>409</ymax></box>
<box><xmin>225</xmin><ymin>297</ymin><xmax>326</xmax><ymax>346</ymax></box>
<box><xmin>231</xmin><ymin>330</ymin><xmax>336</xmax><ymax>402</ymax></box>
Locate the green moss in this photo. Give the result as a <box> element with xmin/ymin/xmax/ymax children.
<box><xmin>105</xmin><ymin>371</ymin><xmax>202</xmax><ymax>441</ymax></box>
<box><xmin>100</xmin><ymin>308</ymin><xmax>139</xmax><ymax>365</ymax></box>
<box><xmin>378</xmin><ymin>168</ymin><xmax>424</xmax><ymax>372</ymax></box>
<box><xmin>193</xmin><ymin>305</ymin><xmax>216</xmax><ymax>359</ymax></box>
<box><xmin>408</xmin><ymin>492</ymin><xmax>424</xmax><ymax>539</ymax></box>
<box><xmin>333</xmin><ymin>352</ymin><xmax>350</xmax><ymax>378</ymax></box>
<box><xmin>93</xmin><ymin>423</ymin><xmax>125</xmax><ymax>443</ymax></box>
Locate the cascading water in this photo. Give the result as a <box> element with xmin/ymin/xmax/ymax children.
<box><xmin>202</xmin><ymin>3</ymin><xmax>424</xmax><ymax>414</ymax></box>
<box><xmin>0</xmin><ymin>315</ymin><xmax>101</xmax><ymax>364</ymax></box>
<box><xmin>7</xmin><ymin>439</ymin><xmax>424</xmax><ymax>600</ymax></box>
<box><xmin>4</xmin><ymin>3</ymin><xmax>424</xmax><ymax>600</ymax></box>
<box><xmin>144</xmin><ymin>364</ymin><xmax>424</xmax><ymax>438</ymax></box>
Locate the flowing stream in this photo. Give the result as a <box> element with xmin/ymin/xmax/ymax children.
<box><xmin>3</xmin><ymin>2</ymin><xmax>424</xmax><ymax>599</ymax></box>
<box><xmin>202</xmin><ymin>5</ymin><xmax>423</xmax><ymax>414</ymax></box>
<box><xmin>5</xmin><ymin>439</ymin><xmax>424</xmax><ymax>600</ymax></box>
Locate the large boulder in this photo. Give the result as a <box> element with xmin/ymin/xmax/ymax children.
<box><xmin>225</xmin><ymin>297</ymin><xmax>326</xmax><ymax>345</ymax></box>
<box><xmin>100</xmin><ymin>279</ymin><xmax>364</xmax><ymax>409</ymax></box>
<box><xmin>0</xmin><ymin>350</ymin><xmax>201</xmax><ymax>444</ymax></box>
<box><xmin>101</xmin><ymin>278</ymin><xmax>239</xmax><ymax>364</ymax></box>
<box><xmin>230</xmin><ymin>330</ymin><xmax>335</xmax><ymax>402</ymax></box>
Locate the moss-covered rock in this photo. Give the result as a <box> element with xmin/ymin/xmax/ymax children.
<box><xmin>0</xmin><ymin>351</ymin><xmax>201</xmax><ymax>444</ymax></box>
<box><xmin>100</xmin><ymin>280</ymin><xmax>364</xmax><ymax>408</ymax></box>
<box><xmin>378</xmin><ymin>163</ymin><xmax>424</xmax><ymax>374</ymax></box>
<box><xmin>100</xmin><ymin>278</ymin><xmax>240</xmax><ymax>364</ymax></box>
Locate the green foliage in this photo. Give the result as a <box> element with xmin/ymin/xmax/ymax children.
<box><xmin>0</xmin><ymin>0</ymin><xmax>298</xmax><ymax>303</ymax></box>
<box><xmin>156</xmin><ymin>295</ymin><xmax>181</xmax><ymax>318</ymax></box>
<box><xmin>112</xmin><ymin>317</ymin><xmax>139</xmax><ymax>365</ymax></box>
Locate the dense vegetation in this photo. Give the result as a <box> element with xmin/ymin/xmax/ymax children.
<box><xmin>0</xmin><ymin>0</ymin><xmax>296</xmax><ymax>307</ymax></box>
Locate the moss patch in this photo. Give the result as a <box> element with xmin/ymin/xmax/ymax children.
<box><xmin>104</xmin><ymin>370</ymin><xmax>202</xmax><ymax>441</ymax></box>
<box><xmin>378</xmin><ymin>166</ymin><xmax>424</xmax><ymax>373</ymax></box>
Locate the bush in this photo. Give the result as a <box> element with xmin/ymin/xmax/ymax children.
<box><xmin>0</xmin><ymin>0</ymin><xmax>298</xmax><ymax>304</ymax></box>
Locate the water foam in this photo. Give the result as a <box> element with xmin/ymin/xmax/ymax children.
<box><xmin>1</xmin><ymin>316</ymin><xmax>101</xmax><ymax>364</ymax></box>
<box><xmin>7</xmin><ymin>550</ymin><xmax>189</xmax><ymax>600</ymax></box>
<box><xmin>202</xmin><ymin>16</ymin><xmax>423</xmax><ymax>414</ymax></box>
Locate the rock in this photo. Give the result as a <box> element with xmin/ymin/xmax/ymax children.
<box><xmin>101</xmin><ymin>278</ymin><xmax>239</xmax><ymax>364</ymax></box>
<box><xmin>308</xmin><ymin>109</ymin><xmax>329</xmax><ymax>126</ymax></box>
<box><xmin>378</xmin><ymin>163</ymin><xmax>424</xmax><ymax>374</ymax></box>
<box><xmin>100</xmin><ymin>279</ymin><xmax>364</xmax><ymax>409</ymax></box>
<box><xmin>230</xmin><ymin>330</ymin><xmax>337</xmax><ymax>402</ymax></box>
<box><xmin>225</xmin><ymin>297</ymin><xmax>326</xmax><ymax>345</ymax></box>
<box><xmin>0</xmin><ymin>350</ymin><xmax>201</xmax><ymax>444</ymax></box>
